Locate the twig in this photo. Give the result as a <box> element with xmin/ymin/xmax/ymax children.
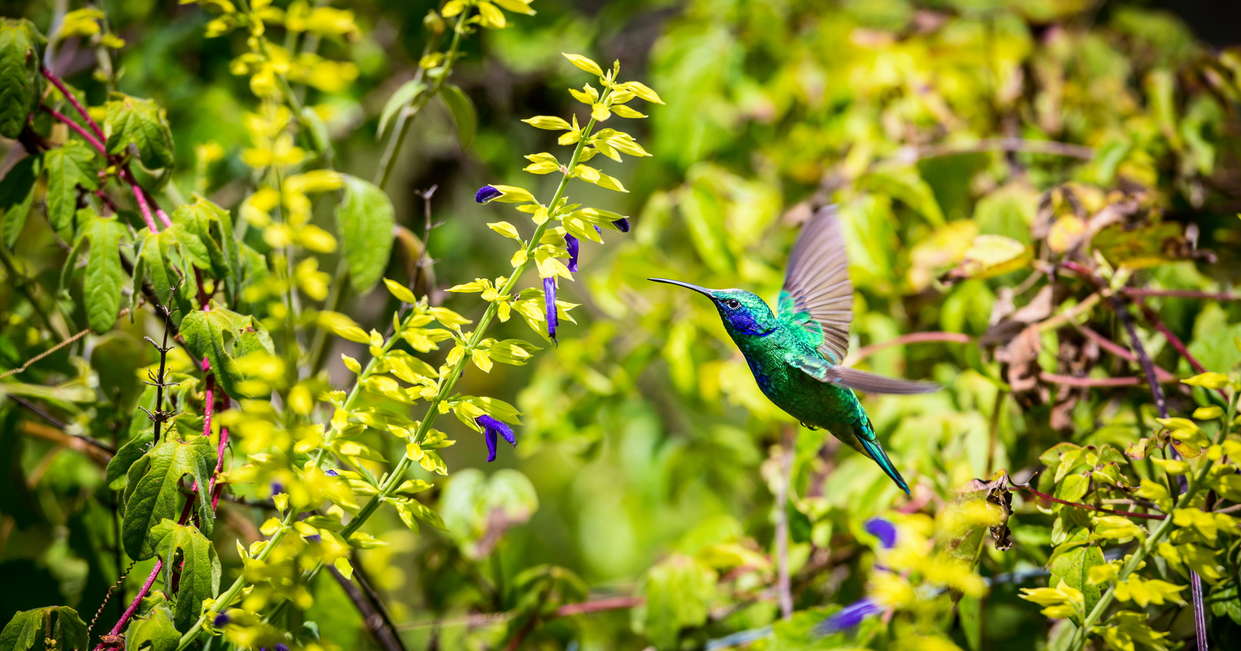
<box><xmin>892</xmin><ymin>137</ymin><xmax>1094</xmax><ymax>164</ymax></box>
<box><xmin>1074</xmin><ymin>325</ymin><xmax>1176</xmax><ymax>382</ymax></box>
<box><xmin>328</xmin><ymin>564</ymin><xmax>407</xmax><ymax>651</ymax></box>
<box><xmin>18</xmin><ymin>420</ymin><xmax>114</xmax><ymax>466</ymax></box>
<box><xmin>1123</xmin><ymin>288</ymin><xmax>1239</xmax><ymax>301</ymax></box>
<box><xmin>774</xmin><ymin>430</ymin><xmax>795</xmax><ymax>619</ymax></box>
<box><xmin>1039</xmin><ymin>372</ymin><xmax>1143</xmax><ymax>387</ymax></box>
<box><xmin>40</xmin><ymin>104</ymin><xmax>107</xmax><ymax>154</ymax></box>
<box><xmin>848</xmin><ymin>331</ymin><xmax>973</xmax><ymax>364</ymax></box>
<box><xmin>1014</xmin><ymin>482</ymin><xmax>1165</xmax><ymax>520</ymax></box>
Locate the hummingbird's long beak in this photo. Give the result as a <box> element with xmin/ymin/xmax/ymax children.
<box><xmin>648</xmin><ymin>278</ymin><xmax>714</xmax><ymax>297</ymax></box>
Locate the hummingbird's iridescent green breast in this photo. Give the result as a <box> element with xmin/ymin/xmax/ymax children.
<box><xmin>649</xmin><ymin>206</ymin><xmax>939</xmax><ymax>496</ymax></box>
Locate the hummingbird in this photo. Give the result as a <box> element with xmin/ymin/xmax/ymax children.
<box><xmin>650</xmin><ymin>206</ymin><xmax>938</xmax><ymax>495</ymax></box>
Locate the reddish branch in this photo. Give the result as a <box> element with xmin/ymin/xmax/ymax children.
<box><xmin>1015</xmin><ymin>483</ymin><xmax>1165</xmax><ymax>520</ymax></box>
<box><xmin>850</xmin><ymin>331</ymin><xmax>973</xmax><ymax>363</ymax></box>
<box><xmin>40</xmin><ymin>67</ymin><xmax>172</xmax><ymax>232</ymax></box>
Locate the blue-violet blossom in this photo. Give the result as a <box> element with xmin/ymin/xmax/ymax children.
<box><xmin>564</xmin><ymin>233</ymin><xmax>580</xmax><ymax>272</ymax></box>
<box><xmin>477</xmin><ymin>414</ymin><xmax>517</xmax><ymax>462</ymax></box>
<box><xmin>817</xmin><ymin>598</ymin><xmax>883</xmax><ymax>634</ymax></box>
<box><xmin>475</xmin><ymin>185</ymin><xmax>502</xmax><ymax>204</ymax></box>
<box><xmin>864</xmin><ymin>517</ymin><xmax>898</xmax><ymax>549</ymax></box>
<box><xmin>543</xmin><ymin>276</ymin><xmax>558</xmax><ymax>341</ymax></box>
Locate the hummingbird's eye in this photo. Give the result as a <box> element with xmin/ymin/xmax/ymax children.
<box><xmin>723</xmin><ymin>298</ymin><xmax>741</xmax><ymax>309</ymax></box>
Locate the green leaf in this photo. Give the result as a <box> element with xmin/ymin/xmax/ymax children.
<box><xmin>104</xmin><ymin>94</ymin><xmax>175</xmax><ymax>169</ymax></box>
<box><xmin>377</xmin><ymin>79</ymin><xmax>426</xmax><ymax>138</ymax></box>
<box><xmin>960</xmin><ymin>594</ymin><xmax>983</xmax><ymax>651</ymax></box>
<box><xmin>337</xmin><ymin>174</ymin><xmax>394</xmax><ymax>293</ymax></box>
<box><xmin>0</xmin><ymin>154</ymin><xmax>39</xmax><ymax>248</ymax></box>
<box><xmin>83</xmin><ymin>214</ymin><xmax>130</xmax><ymax>333</ymax></box>
<box><xmin>0</xmin><ymin>19</ymin><xmax>45</xmax><ymax>139</ymax></box>
<box><xmin>858</xmin><ymin>165</ymin><xmax>946</xmax><ymax>226</ymax></box>
<box><xmin>136</xmin><ymin>229</ymin><xmax>183</xmax><ymax>311</ymax></box>
<box><xmin>180</xmin><ymin>307</ymin><xmax>274</xmax><ymax>397</ymax></box>
<box><xmin>151</xmin><ymin>520</ymin><xmax>221</xmax><ymax>630</ymax></box>
<box><xmin>174</xmin><ymin>197</ymin><xmax>240</xmax><ymax>303</ymax></box>
<box><xmin>125</xmin><ymin>606</ymin><xmax>180</xmax><ymax>651</ymax></box>
<box><xmin>121</xmin><ymin>437</ymin><xmax>214</xmax><ymax>560</ymax></box>
<box><xmin>44</xmin><ymin>140</ymin><xmax>100</xmax><ymax>240</ymax></box>
<box><xmin>633</xmin><ymin>555</ymin><xmax>717</xmax><ymax>648</ymax></box>
<box><xmin>0</xmin><ymin>606</ymin><xmax>87</xmax><ymax>651</ymax></box>
<box><xmin>441</xmin><ymin>83</ymin><xmax>477</xmax><ymax>148</ymax></box>
<box><xmin>1048</xmin><ymin>528</ymin><xmax>1106</xmax><ymax>621</ymax></box>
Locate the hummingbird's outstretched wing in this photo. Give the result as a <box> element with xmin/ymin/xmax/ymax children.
<box><xmin>777</xmin><ymin>206</ymin><xmax>852</xmax><ymax>364</ymax></box>
<box><xmin>785</xmin><ymin>353</ymin><xmax>940</xmax><ymax>394</ymax></box>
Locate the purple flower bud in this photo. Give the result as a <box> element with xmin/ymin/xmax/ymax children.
<box><xmin>306</xmin><ymin>534</ymin><xmax>321</xmax><ymax>543</ymax></box>
<box><xmin>275</xmin><ymin>645</ymin><xmax>289</xmax><ymax>651</ymax></box>
<box><xmin>325</xmin><ymin>468</ymin><xmax>338</xmax><ymax>476</ymax></box>
<box><xmin>817</xmin><ymin>598</ymin><xmax>882</xmax><ymax>634</ymax></box>
<box><xmin>613</xmin><ymin>217</ymin><xmax>630</xmax><ymax>232</ymax></box>
<box><xmin>564</xmin><ymin>233</ymin><xmax>580</xmax><ymax>273</ymax></box>
<box><xmin>476</xmin><ymin>414</ymin><xmax>517</xmax><ymax>462</ymax></box>
<box><xmin>475</xmin><ymin>185</ymin><xmax>503</xmax><ymax>204</ymax></box>
<box><xmin>213</xmin><ymin>612</ymin><xmax>230</xmax><ymax>626</ymax></box>
<box><xmin>543</xmin><ymin>276</ymin><xmax>558</xmax><ymax>341</ymax></box>
<box><xmin>270</xmin><ymin>482</ymin><xmax>284</xmax><ymax>495</ymax></box>
<box><xmin>864</xmin><ymin>518</ymin><xmax>898</xmax><ymax>549</ymax></box>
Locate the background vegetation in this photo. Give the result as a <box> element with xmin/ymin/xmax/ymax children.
<box><xmin>2</xmin><ymin>1</ymin><xmax>1241</xmax><ymax>649</ymax></box>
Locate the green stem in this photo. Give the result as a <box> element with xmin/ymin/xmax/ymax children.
<box><xmin>257</xmin><ymin>103</ymin><xmax>604</xmax><ymax>628</ymax></box>
<box><xmin>1069</xmin><ymin>387</ymin><xmax>1238</xmax><ymax>649</ymax></box>
<box><xmin>305</xmin><ymin>10</ymin><xmax>467</xmax><ymax>374</ymax></box>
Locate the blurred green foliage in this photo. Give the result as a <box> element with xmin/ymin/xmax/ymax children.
<box><xmin>3</xmin><ymin>1</ymin><xmax>1241</xmax><ymax>650</ymax></box>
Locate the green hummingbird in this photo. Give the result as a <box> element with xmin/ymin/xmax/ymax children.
<box><xmin>650</xmin><ymin>206</ymin><xmax>938</xmax><ymax>495</ymax></box>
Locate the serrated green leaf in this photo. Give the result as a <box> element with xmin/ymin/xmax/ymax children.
<box><xmin>173</xmin><ymin>197</ymin><xmax>240</xmax><ymax>303</ymax></box>
<box><xmin>151</xmin><ymin>520</ymin><xmax>221</xmax><ymax>630</ymax></box>
<box><xmin>0</xmin><ymin>606</ymin><xmax>87</xmax><ymax>651</ymax></box>
<box><xmin>44</xmin><ymin>140</ymin><xmax>100</xmax><ymax>240</ymax></box>
<box><xmin>0</xmin><ymin>19</ymin><xmax>45</xmax><ymax>139</ymax></box>
<box><xmin>0</xmin><ymin>154</ymin><xmax>39</xmax><ymax>248</ymax></box>
<box><xmin>337</xmin><ymin>174</ymin><xmax>394</xmax><ymax>293</ymax></box>
<box><xmin>104</xmin><ymin>94</ymin><xmax>174</xmax><ymax>170</ymax></box>
<box><xmin>83</xmin><ymin>214</ymin><xmax>129</xmax><ymax>333</ymax></box>
<box><xmin>121</xmin><ymin>437</ymin><xmax>214</xmax><ymax>560</ymax></box>
<box><xmin>441</xmin><ymin>83</ymin><xmax>476</xmax><ymax>148</ymax></box>
<box><xmin>180</xmin><ymin>307</ymin><xmax>274</xmax><ymax>397</ymax></box>
<box><xmin>377</xmin><ymin>79</ymin><xmax>426</xmax><ymax>138</ymax></box>
<box><xmin>125</xmin><ymin>606</ymin><xmax>179</xmax><ymax>651</ymax></box>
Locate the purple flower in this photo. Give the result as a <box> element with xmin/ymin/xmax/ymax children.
<box><xmin>270</xmin><ymin>481</ymin><xmax>284</xmax><ymax>495</ymax></box>
<box><xmin>543</xmin><ymin>276</ymin><xmax>558</xmax><ymax>341</ymax></box>
<box><xmin>593</xmin><ymin>218</ymin><xmax>632</xmax><ymax>236</ymax></box>
<box><xmin>864</xmin><ymin>518</ymin><xmax>897</xmax><ymax>549</ymax></box>
<box><xmin>475</xmin><ymin>185</ymin><xmax>502</xmax><ymax>204</ymax></box>
<box><xmin>213</xmin><ymin>612</ymin><xmax>230</xmax><ymax>626</ymax></box>
<box><xmin>564</xmin><ymin>233</ymin><xmax>580</xmax><ymax>272</ymax></box>
<box><xmin>325</xmin><ymin>468</ymin><xmax>338</xmax><ymax>477</ymax></box>
<box><xmin>276</xmin><ymin>645</ymin><xmax>289</xmax><ymax>651</ymax></box>
<box><xmin>477</xmin><ymin>414</ymin><xmax>517</xmax><ymax>462</ymax></box>
<box><xmin>306</xmin><ymin>534</ymin><xmax>322</xmax><ymax>543</ymax></box>
<box><xmin>817</xmin><ymin>598</ymin><xmax>882</xmax><ymax>634</ymax></box>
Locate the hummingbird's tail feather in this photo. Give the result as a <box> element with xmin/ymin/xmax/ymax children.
<box><xmin>851</xmin><ymin>424</ymin><xmax>911</xmax><ymax>496</ymax></box>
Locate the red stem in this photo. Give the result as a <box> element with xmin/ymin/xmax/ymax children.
<box><xmin>40</xmin><ymin>105</ymin><xmax>106</xmax><ymax>154</ymax></box>
<box><xmin>850</xmin><ymin>331</ymin><xmax>973</xmax><ymax>363</ymax></box>
<box><xmin>1039</xmin><ymin>372</ymin><xmax>1142</xmax><ymax>387</ymax></box>
<box><xmin>1123</xmin><ymin>288</ymin><xmax>1239</xmax><ymax>301</ymax></box>
<box><xmin>1015</xmin><ymin>483</ymin><xmax>1165</xmax><ymax>520</ymax></box>
<box><xmin>42</xmin><ymin>67</ymin><xmax>106</xmax><ymax>141</ymax></box>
